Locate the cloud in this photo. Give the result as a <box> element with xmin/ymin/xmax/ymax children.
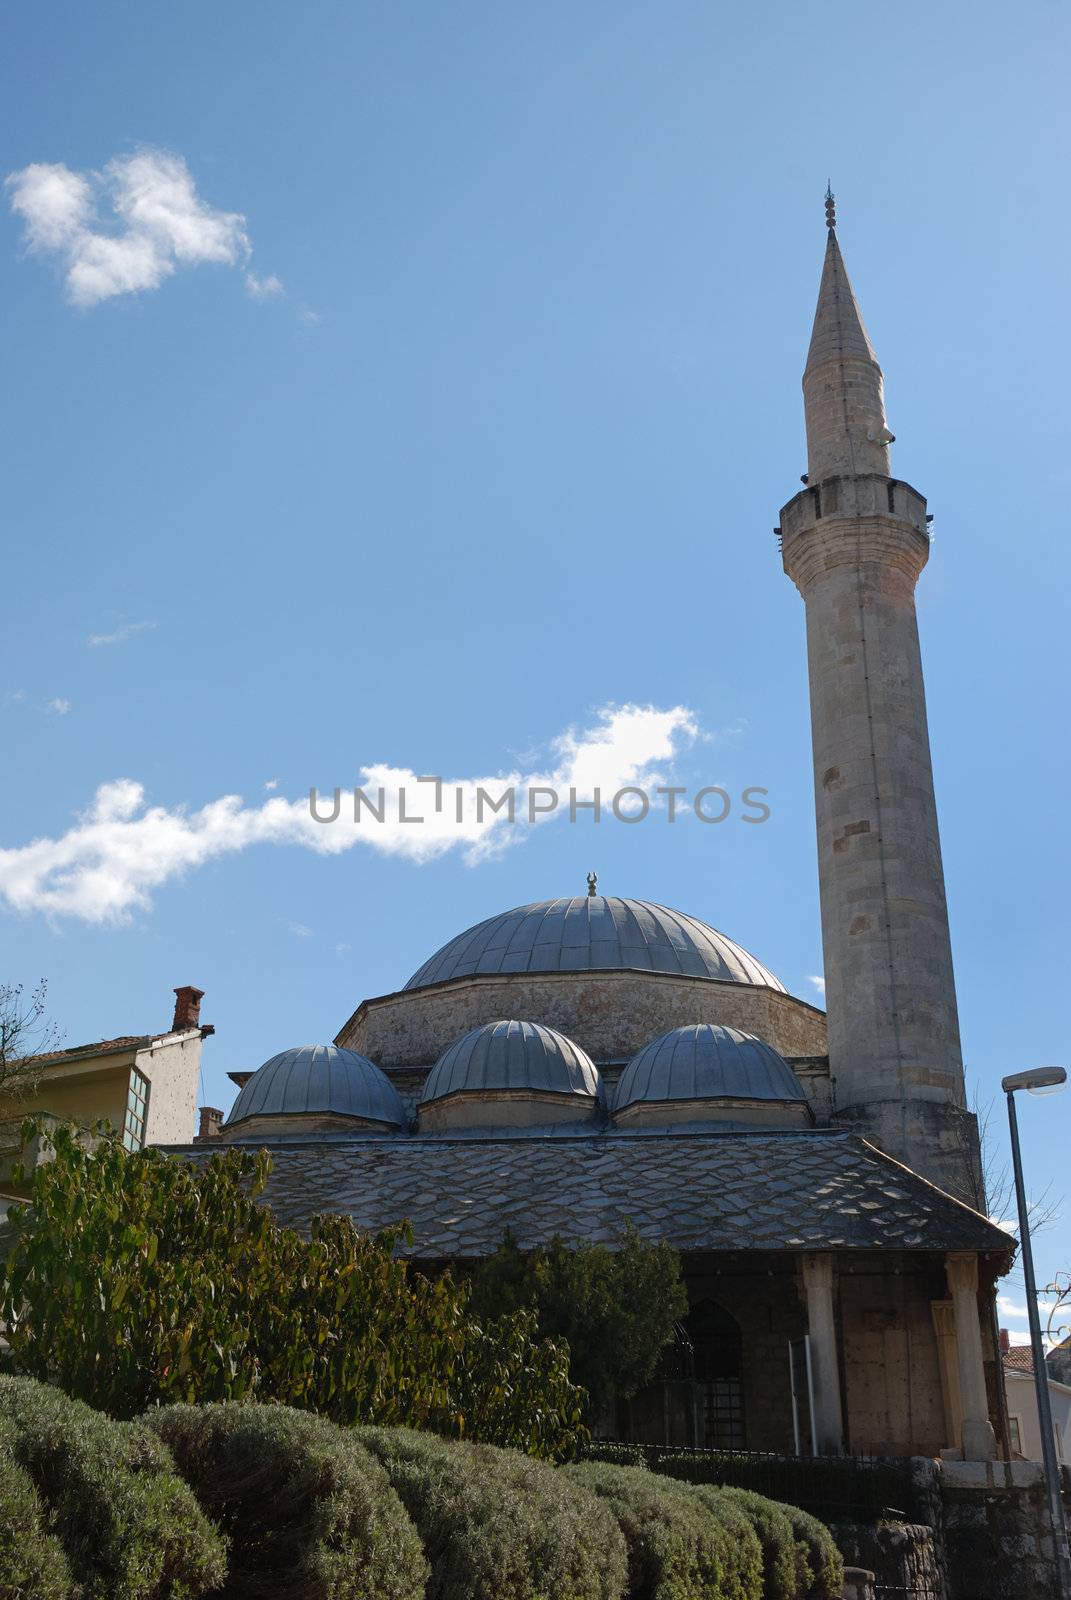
<box><xmin>46</xmin><ymin>698</ymin><xmax>71</xmax><ymax>716</ymax></box>
<box><xmin>997</xmin><ymin>1295</ymin><xmax>1027</xmax><ymax>1320</ymax></box>
<box><xmin>264</xmin><ymin>778</ymin><xmax>279</xmax><ymax>792</ymax></box>
<box><xmin>6</xmin><ymin>151</ymin><xmax>276</xmax><ymax>308</ymax></box>
<box><xmin>0</xmin><ymin>703</ymin><xmax>697</xmax><ymax>925</ymax></box>
<box><xmin>245</xmin><ymin>271</ymin><xmax>283</xmax><ymax>299</ymax></box>
<box><xmin>287</xmin><ymin>921</ymin><xmax>313</xmax><ymax>939</ymax></box>
<box><xmin>807</xmin><ymin>975</ymin><xmax>826</xmax><ymax>998</ymax></box>
<box><xmin>298</xmin><ymin>305</ymin><xmax>321</xmax><ymax>326</ymax></box>
<box><xmin>87</xmin><ymin>619</ymin><xmax>157</xmax><ymax>648</ymax></box>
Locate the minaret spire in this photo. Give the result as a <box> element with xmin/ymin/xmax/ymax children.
<box><xmin>803</xmin><ymin>202</ymin><xmax>893</xmax><ymax>483</ymax></box>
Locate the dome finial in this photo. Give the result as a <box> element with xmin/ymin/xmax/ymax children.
<box><xmin>824</xmin><ymin>182</ymin><xmax>836</xmax><ymax>232</ymax></box>
<box><xmin>586</xmin><ymin>870</ymin><xmax>598</xmax><ymax>897</ymax></box>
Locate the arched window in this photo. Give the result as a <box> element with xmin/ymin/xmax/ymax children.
<box><xmin>686</xmin><ymin>1299</ymin><xmax>745</xmax><ymax>1450</ymax></box>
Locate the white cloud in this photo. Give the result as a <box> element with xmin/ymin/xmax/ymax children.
<box><xmin>997</xmin><ymin>1295</ymin><xmax>1027</xmax><ymax>1320</ymax></box>
<box><xmin>245</xmin><ymin>271</ymin><xmax>283</xmax><ymax>299</ymax></box>
<box><xmin>287</xmin><ymin>921</ymin><xmax>313</xmax><ymax>939</ymax></box>
<box><xmin>298</xmin><ymin>305</ymin><xmax>321</xmax><ymax>326</ymax></box>
<box><xmin>807</xmin><ymin>974</ymin><xmax>826</xmax><ymax>998</ymax></box>
<box><xmin>0</xmin><ymin>703</ymin><xmax>697</xmax><ymax>925</ymax></box>
<box><xmin>264</xmin><ymin>778</ymin><xmax>279</xmax><ymax>792</ymax></box>
<box><xmin>6</xmin><ymin>151</ymin><xmax>276</xmax><ymax>308</ymax></box>
<box><xmin>88</xmin><ymin>619</ymin><xmax>157</xmax><ymax>648</ymax></box>
<box><xmin>46</xmin><ymin>698</ymin><xmax>71</xmax><ymax>716</ymax></box>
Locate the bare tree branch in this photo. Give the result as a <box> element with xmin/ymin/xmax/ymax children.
<box><xmin>0</xmin><ymin>980</ymin><xmax>62</xmax><ymax>1105</ymax></box>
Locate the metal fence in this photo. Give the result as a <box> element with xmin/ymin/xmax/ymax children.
<box><xmin>585</xmin><ymin>1440</ymin><xmax>927</xmax><ymax>1525</ymax></box>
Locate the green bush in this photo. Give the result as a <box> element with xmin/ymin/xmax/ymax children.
<box><xmin>776</xmin><ymin>1504</ymin><xmax>843</xmax><ymax>1600</ymax></box>
<box><xmin>146</xmin><ymin>1403</ymin><xmax>428</xmax><ymax>1600</ymax></box>
<box><xmin>0</xmin><ymin>1377</ymin><xmax>226</xmax><ymax>1600</ymax></box>
<box><xmin>0</xmin><ymin>1416</ymin><xmax>72</xmax><ymax>1600</ymax></box>
<box><xmin>359</xmin><ymin>1424</ymin><xmax>627</xmax><ymax>1600</ymax></box>
<box><xmin>674</xmin><ymin>1485</ymin><xmax>764</xmax><ymax>1600</ymax></box>
<box><xmin>708</xmin><ymin>1487</ymin><xmax>800</xmax><ymax>1600</ymax></box>
<box><xmin>578</xmin><ymin>1441</ymin><xmax>649</xmax><ymax>1468</ymax></box>
<box><xmin>561</xmin><ymin>1460</ymin><xmax>761</xmax><ymax>1600</ymax></box>
<box><xmin>2</xmin><ymin>1128</ymin><xmax>586</xmax><ymax>1458</ymax></box>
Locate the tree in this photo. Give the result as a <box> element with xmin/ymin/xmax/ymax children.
<box><xmin>0</xmin><ymin>1122</ymin><xmax>587</xmax><ymax>1459</ymax></box>
<box><xmin>0</xmin><ymin>980</ymin><xmax>61</xmax><ymax>1105</ymax></box>
<box><xmin>469</xmin><ymin>1226</ymin><xmax>689</xmax><ymax>1420</ymax></box>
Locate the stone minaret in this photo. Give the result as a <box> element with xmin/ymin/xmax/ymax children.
<box><xmin>780</xmin><ymin>195</ymin><xmax>980</xmax><ymax>1204</ymax></box>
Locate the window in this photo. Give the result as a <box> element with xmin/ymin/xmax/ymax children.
<box><xmin>687</xmin><ymin>1299</ymin><xmax>746</xmax><ymax>1451</ymax></box>
<box><xmin>123</xmin><ymin>1069</ymin><xmax>150</xmax><ymax>1152</ymax></box>
<box><xmin>1008</xmin><ymin>1414</ymin><xmax>1023</xmax><ymax>1456</ymax></box>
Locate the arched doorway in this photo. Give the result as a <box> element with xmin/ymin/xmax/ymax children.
<box><xmin>687</xmin><ymin>1298</ymin><xmax>745</xmax><ymax>1450</ymax></box>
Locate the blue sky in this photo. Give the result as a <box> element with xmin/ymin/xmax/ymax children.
<box><xmin>2</xmin><ymin>1</ymin><xmax>1068</xmax><ymax>1333</ymax></box>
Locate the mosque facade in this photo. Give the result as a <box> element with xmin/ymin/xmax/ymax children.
<box><xmin>174</xmin><ymin>207</ymin><xmax>1014</xmax><ymax>1462</ymax></box>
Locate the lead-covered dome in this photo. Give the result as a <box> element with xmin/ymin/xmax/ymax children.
<box><xmin>419</xmin><ymin>1019</ymin><xmax>603</xmax><ymax>1131</ymax></box>
<box><xmin>613</xmin><ymin>1024</ymin><xmax>810</xmax><ymax>1129</ymax></box>
<box><xmin>224</xmin><ymin>1044</ymin><xmax>405</xmax><ymax>1136</ymax></box>
<box><xmin>404</xmin><ymin>897</ymin><xmax>784</xmax><ymax>992</ymax></box>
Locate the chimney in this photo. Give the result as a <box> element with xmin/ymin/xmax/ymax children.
<box><xmin>999</xmin><ymin>1328</ymin><xmax>1010</xmax><ymax>1355</ymax></box>
<box><xmin>196</xmin><ymin>1106</ymin><xmax>224</xmax><ymax>1142</ymax></box>
<box><xmin>172</xmin><ymin>985</ymin><xmax>205</xmax><ymax>1033</ymax></box>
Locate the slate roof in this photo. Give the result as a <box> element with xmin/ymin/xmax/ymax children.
<box><xmin>168</xmin><ymin>1129</ymin><xmax>1014</xmax><ymax>1261</ymax></box>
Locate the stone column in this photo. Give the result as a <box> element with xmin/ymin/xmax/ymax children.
<box><xmin>802</xmin><ymin>1252</ymin><xmax>845</xmax><ymax>1455</ymax></box>
<box><xmin>931</xmin><ymin>1299</ymin><xmax>964</xmax><ymax>1451</ymax></box>
<box><xmin>946</xmin><ymin>1253</ymin><xmax>997</xmax><ymax>1460</ymax></box>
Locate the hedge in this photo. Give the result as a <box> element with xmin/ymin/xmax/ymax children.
<box><xmin>0</xmin><ymin>1377</ymin><xmax>226</xmax><ymax>1600</ymax></box>
<box><xmin>0</xmin><ymin>1416</ymin><xmax>72</xmax><ymax>1600</ymax></box>
<box><xmin>562</xmin><ymin>1460</ymin><xmax>763</xmax><ymax>1600</ymax></box>
<box><xmin>652</xmin><ymin>1454</ymin><xmax>844</xmax><ymax>1600</ymax></box>
<box><xmin>146</xmin><ymin>1403</ymin><xmax>428</xmax><ymax>1600</ymax></box>
<box><xmin>358</xmin><ymin>1424</ymin><xmax>627</xmax><ymax>1600</ymax></box>
<box><xmin>775</xmin><ymin>1502</ymin><xmax>844</xmax><ymax>1600</ymax></box>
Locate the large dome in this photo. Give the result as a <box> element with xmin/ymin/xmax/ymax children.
<box><xmin>225</xmin><ymin>1044</ymin><xmax>405</xmax><ymax>1132</ymax></box>
<box><xmin>404</xmin><ymin>897</ymin><xmax>784</xmax><ymax>992</ymax></box>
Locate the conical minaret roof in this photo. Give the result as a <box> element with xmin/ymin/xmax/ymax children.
<box><xmin>802</xmin><ymin>196</ymin><xmax>892</xmax><ymax>483</ymax></box>
<box><xmin>806</xmin><ymin>229</ymin><xmax>879</xmax><ymax>371</ymax></box>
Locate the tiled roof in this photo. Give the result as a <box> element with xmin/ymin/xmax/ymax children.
<box><xmin>35</xmin><ymin>1035</ymin><xmax>150</xmax><ymax>1065</ymax></box>
<box><xmin>170</xmin><ymin>1129</ymin><xmax>1013</xmax><ymax>1260</ymax></box>
<box><xmin>1004</xmin><ymin>1345</ymin><xmax>1035</xmax><ymax>1373</ymax></box>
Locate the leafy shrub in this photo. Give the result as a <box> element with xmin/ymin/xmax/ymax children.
<box><xmin>1</xmin><ymin>1126</ymin><xmax>586</xmax><ymax>1458</ymax></box>
<box><xmin>578</xmin><ymin>1441</ymin><xmax>649</xmax><ymax>1468</ymax></box>
<box><xmin>359</xmin><ymin>1424</ymin><xmax>627</xmax><ymax>1600</ymax></box>
<box><xmin>0</xmin><ymin>1376</ymin><xmax>226</xmax><ymax>1600</ymax></box>
<box><xmin>146</xmin><ymin>1402</ymin><xmax>428</xmax><ymax>1600</ymax></box>
<box><xmin>470</xmin><ymin>1227</ymin><xmax>688</xmax><ymax>1418</ymax></box>
<box><xmin>777</xmin><ymin>1504</ymin><xmax>843</xmax><ymax>1600</ymax></box>
<box><xmin>708</xmin><ymin>1487</ymin><xmax>800</xmax><ymax>1600</ymax></box>
<box><xmin>675</xmin><ymin>1485</ymin><xmax>764</xmax><ymax>1600</ymax></box>
<box><xmin>561</xmin><ymin>1460</ymin><xmax>762</xmax><ymax>1600</ymax></box>
<box><xmin>0</xmin><ymin>1416</ymin><xmax>72</xmax><ymax>1600</ymax></box>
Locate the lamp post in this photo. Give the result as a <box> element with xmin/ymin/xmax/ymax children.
<box><xmin>1002</xmin><ymin>1065</ymin><xmax>1071</xmax><ymax>1599</ymax></box>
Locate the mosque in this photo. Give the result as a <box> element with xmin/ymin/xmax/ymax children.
<box><xmin>176</xmin><ymin>198</ymin><xmax>1014</xmax><ymax>1461</ymax></box>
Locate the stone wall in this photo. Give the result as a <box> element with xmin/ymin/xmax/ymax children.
<box><xmin>337</xmin><ymin>969</ymin><xmax>828</xmax><ymax>1075</ymax></box>
<box><xmin>831</xmin><ymin>1521</ymin><xmax>944</xmax><ymax>1600</ymax></box>
<box><xmin>938</xmin><ymin>1458</ymin><xmax>1071</xmax><ymax>1600</ymax></box>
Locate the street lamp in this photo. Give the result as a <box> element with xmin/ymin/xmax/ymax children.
<box><xmin>1002</xmin><ymin>1064</ymin><xmax>1071</xmax><ymax>1599</ymax></box>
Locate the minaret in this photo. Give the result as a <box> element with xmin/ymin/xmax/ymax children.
<box><xmin>780</xmin><ymin>192</ymin><xmax>980</xmax><ymax>1204</ymax></box>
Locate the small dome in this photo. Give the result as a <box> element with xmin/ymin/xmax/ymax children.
<box><xmin>404</xmin><ymin>897</ymin><xmax>785</xmax><ymax>992</ymax></box>
<box><xmin>225</xmin><ymin>1045</ymin><xmax>405</xmax><ymax>1131</ymax></box>
<box><xmin>614</xmin><ymin>1025</ymin><xmax>808</xmax><ymax>1119</ymax></box>
<box><xmin>420</xmin><ymin>1020</ymin><xmax>603</xmax><ymax>1126</ymax></box>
